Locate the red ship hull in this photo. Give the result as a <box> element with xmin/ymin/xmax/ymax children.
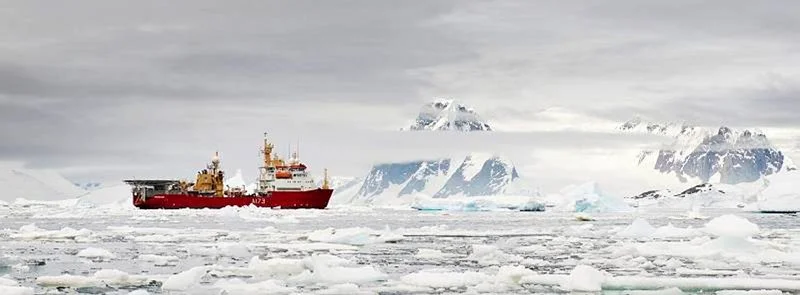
<box><xmin>133</xmin><ymin>188</ymin><xmax>333</xmax><ymax>210</ymax></box>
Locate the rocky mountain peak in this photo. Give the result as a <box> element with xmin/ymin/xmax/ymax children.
<box><xmin>406</xmin><ymin>99</ymin><xmax>492</xmax><ymax>131</ymax></box>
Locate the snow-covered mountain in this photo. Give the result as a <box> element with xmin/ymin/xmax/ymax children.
<box><xmin>345</xmin><ymin>154</ymin><xmax>522</xmax><ymax>205</ymax></box>
<box><xmin>75</xmin><ymin>182</ymin><xmax>104</xmax><ymax>191</ymax></box>
<box><xmin>626</xmin><ymin>182</ymin><xmax>767</xmax><ymax>209</ymax></box>
<box><xmin>620</xmin><ymin>117</ymin><xmax>795</xmax><ymax>184</ymax></box>
<box><xmin>405</xmin><ymin>99</ymin><xmax>492</xmax><ymax>131</ymax></box>
<box><xmin>324</xmin><ymin>176</ymin><xmax>365</xmax><ymax>205</ymax></box>
<box><xmin>0</xmin><ymin>163</ymin><xmax>86</xmax><ymax>202</ymax></box>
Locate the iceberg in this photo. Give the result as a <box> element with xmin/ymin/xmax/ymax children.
<box><xmin>410</xmin><ymin>195</ymin><xmax>545</xmax><ymax>212</ymax></box>
<box><xmin>550</xmin><ymin>182</ymin><xmax>633</xmax><ymax>213</ymax></box>
<box><xmin>756</xmin><ymin>171</ymin><xmax>800</xmax><ymax>213</ymax></box>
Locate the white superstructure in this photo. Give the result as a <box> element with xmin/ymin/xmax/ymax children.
<box><xmin>256</xmin><ymin>134</ymin><xmax>328</xmax><ymax>195</ymax></box>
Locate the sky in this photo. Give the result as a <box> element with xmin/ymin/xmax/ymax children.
<box><xmin>1</xmin><ymin>0</ymin><xmax>799</xmax><ymax>195</ymax></box>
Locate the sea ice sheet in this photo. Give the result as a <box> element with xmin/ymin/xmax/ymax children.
<box><xmin>0</xmin><ymin>201</ymin><xmax>798</xmax><ymax>294</ymax></box>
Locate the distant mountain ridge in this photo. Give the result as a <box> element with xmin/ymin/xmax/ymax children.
<box><xmin>620</xmin><ymin>117</ymin><xmax>794</xmax><ymax>184</ymax></box>
<box><xmin>405</xmin><ymin>99</ymin><xmax>492</xmax><ymax>131</ymax></box>
<box><xmin>347</xmin><ymin>154</ymin><xmax>521</xmax><ymax>204</ymax></box>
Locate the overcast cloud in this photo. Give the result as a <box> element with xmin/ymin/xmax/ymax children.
<box><xmin>1</xmin><ymin>0</ymin><xmax>799</xmax><ymax>193</ymax></box>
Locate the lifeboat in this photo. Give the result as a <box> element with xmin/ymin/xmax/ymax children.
<box><xmin>275</xmin><ymin>170</ymin><xmax>292</xmax><ymax>179</ymax></box>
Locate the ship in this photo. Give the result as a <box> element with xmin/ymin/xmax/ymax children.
<box><xmin>124</xmin><ymin>133</ymin><xmax>334</xmax><ymax>209</ymax></box>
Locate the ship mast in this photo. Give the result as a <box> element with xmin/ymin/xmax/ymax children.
<box><xmin>262</xmin><ymin>132</ymin><xmax>274</xmax><ymax>168</ymax></box>
<box><xmin>322</xmin><ymin>168</ymin><xmax>330</xmax><ymax>190</ymax></box>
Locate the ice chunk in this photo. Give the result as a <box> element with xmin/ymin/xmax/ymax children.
<box><xmin>617</xmin><ymin>218</ymin><xmax>657</xmax><ymax>238</ymax></box>
<box><xmin>36</xmin><ymin>269</ymin><xmax>152</xmax><ymax>288</ymax></box>
<box><xmin>11</xmin><ymin>224</ymin><xmax>92</xmax><ymax>241</ymax></box>
<box><xmin>415</xmin><ymin>249</ymin><xmax>454</xmax><ymax>259</ymax></box>
<box><xmin>715</xmin><ymin>291</ymin><xmax>784</xmax><ymax>295</ymax></box>
<box><xmin>310</xmin><ymin>264</ymin><xmax>388</xmax><ymax>284</ymax></box>
<box><xmin>467</xmin><ymin>244</ymin><xmax>523</xmax><ymax>266</ymax></box>
<box><xmin>401</xmin><ymin>269</ymin><xmax>491</xmax><ymax>288</ymax></box>
<box><xmin>652</xmin><ymin>223</ymin><xmax>703</xmax><ymax>239</ymax></box>
<box><xmin>0</xmin><ymin>277</ymin><xmax>18</xmax><ymax>286</ymax></box>
<box><xmin>248</xmin><ymin>257</ymin><xmax>307</xmax><ymax>277</ymax></box>
<box><xmin>521</xmin><ymin>265</ymin><xmax>800</xmax><ymax>292</ymax></box>
<box><xmin>704</xmin><ymin>215</ymin><xmax>760</xmax><ymax>238</ymax></box>
<box><xmin>495</xmin><ymin>265</ymin><xmax>535</xmax><ymax>285</ymax></box>
<box><xmin>213</xmin><ymin>278</ymin><xmax>295</xmax><ymax>294</ymax></box>
<box><xmin>316</xmin><ymin>283</ymin><xmax>372</xmax><ymax>295</ymax></box>
<box><xmin>76</xmin><ymin>247</ymin><xmax>116</xmax><ymax>261</ymax></box>
<box><xmin>561</xmin><ymin>264</ymin><xmax>606</xmax><ymax>292</ymax></box>
<box><xmin>138</xmin><ymin>254</ymin><xmax>179</xmax><ymax>266</ymax></box>
<box><xmin>0</xmin><ymin>286</ymin><xmax>33</xmax><ymax>295</ymax></box>
<box><xmin>306</xmin><ymin>227</ymin><xmax>403</xmax><ymax>246</ymax></box>
<box><xmin>161</xmin><ymin>266</ymin><xmax>210</xmax><ymax>291</ymax></box>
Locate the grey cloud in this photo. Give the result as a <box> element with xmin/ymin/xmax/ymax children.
<box><xmin>1</xmin><ymin>0</ymin><xmax>799</xmax><ymax>187</ymax></box>
<box><xmin>589</xmin><ymin>77</ymin><xmax>800</xmax><ymax>128</ymax></box>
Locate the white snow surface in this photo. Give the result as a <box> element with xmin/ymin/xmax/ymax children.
<box><xmin>757</xmin><ymin>171</ymin><xmax>800</xmax><ymax>212</ymax></box>
<box><xmin>0</xmin><ymin>162</ymin><xmax>85</xmax><ymax>202</ymax></box>
<box><xmin>76</xmin><ymin>183</ymin><xmax>133</xmax><ymax>208</ymax></box>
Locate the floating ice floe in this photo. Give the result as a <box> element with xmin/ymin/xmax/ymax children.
<box><xmin>37</xmin><ymin>269</ymin><xmax>156</xmax><ymax>289</ymax></box>
<box><xmin>213</xmin><ymin>278</ymin><xmax>295</xmax><ymax>295</ymax></box>
<box><xmin>410</xmin><ymin>195</ymin><xmax>545</xmax><ymax>212</ymax></box>
<box><xmin>401</xmin><ymin>269</ymin><xmax>492</xmax><ymax>289</ymax></box>
<box><xmin>0</xmin><ymin>286</ymin><xmax>33</xmax><ymax>295</ymax></box>
<box><xmin>138</xmin><ymin>254</ymin><xmax>180</xmax><ymax>266</ymax></box>
<box><xmin>161</xmin><ymin>255</ymin><xmax>388</xmax><ymax>294</ymax></box>
<box><xmin>0</xmin><ymin>277</ymin><xmax>19</xmax><ymax>286</ymax></box>
<box><xmin>616</xmin><ymin>218</ymin><xmax>703</xmax><ymax>239</ymax></box>
<box><xmin>521</xmin><ymin>264</ymin><xmax>800</xmax><ymax>292</ymax></box>
<box><xmin>415</xmin><ymin>248</ymin><xmax>457</xmax><ymax>259</ymax></box>
<box><xmin>215</xmin><ymin>205</ymin><xmax>300</xmax><ymax>223</ymax></box>
<box><xmin>610</xmin><ymin>215</ymin><xmax>800</xmax><ymax>265</ymax></box>
<box><xmin>306</xmin><ymin>226</ymin><xmax>403</xmax><ymax>246</ymax></box>
<box><xmin>0</xmin><ymin>276</ymin><xmax>34</xmax><ymax>295</ymax></box>
<box><xmin>9</xmin><ymin>223</ymin><xmax>93</xmax><ymax>242</ymax></box>
<box><xmin>162</xmin><ymin>266</ymin><xmax>210</xmax><ymax>291</ymax></box>
<box><xmin>76</xmin><ymin>247</ymin><xmax>116</xmax><ymax>261</ymax></box>
<box><xmin>467</xmin><ymin>244</ymin><xmax>523</xmax><ymax>266</ymax></box>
